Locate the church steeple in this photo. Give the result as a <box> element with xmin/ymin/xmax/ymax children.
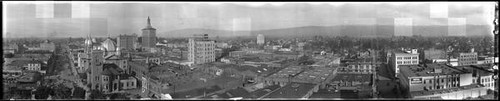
<box><xmin>147</xmin><ymin>16</ymin><xmax>152</xmax><ymax>28</ymax></box>
<box><xmin>85</xmin><ymin>33</ymin><xmax>93</xmax><ymax>53</ymax></box>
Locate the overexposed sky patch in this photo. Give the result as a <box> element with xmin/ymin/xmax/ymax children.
<box><xmin>3</xmin><ymin>1</ymin><xmax>496</xmax><ymax>37</ymax></box>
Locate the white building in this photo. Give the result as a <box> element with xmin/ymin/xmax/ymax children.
<box><xmin>188</xmin><ymin>34</ymin><xmax>216</xmax><ymax>64</ymax></box>
<box><xmin>257</xmin><ymin>34</ymin><xmax>265</xmax><ymax>45</ymax></box>
<box><xmin>390</xmin><ymin>49</ymin><xmax>419</xmax><ymax>77</ymax></box>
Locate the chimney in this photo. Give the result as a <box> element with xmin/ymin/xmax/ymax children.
<box><xmin>470</xmin><ymin>48</ymin><xmax>475</xmax><ymax>53</ymax></box>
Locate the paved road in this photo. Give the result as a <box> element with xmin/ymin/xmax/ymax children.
<box><xmin>61</xmin><ymin>44</ymin><xmax>91</xmax><ymax>99</ymax></box>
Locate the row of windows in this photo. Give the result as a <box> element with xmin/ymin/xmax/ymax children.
<box><xmin>485</xmin><ymin>82</ymin><xmax>495</xmax><ymax>88</ymax></box>
<box><xmin>396</xmin><ymin>61</ymin><xmax>418</xmax><ymax>64</ymax></box>
<box><xmin>396</xmin><ymin>56</ymin><xmax>418</xmax><ymax>60</ymax></box>
<box><xmin>424</xmin><ymin>84</ymin><xmax>459</xmax><ymax>90</ymax></box>
<box><xmin>422</xmin><ymin>78</ymin><xmax>460</xmax><ymax>84</ymax></box>
<box><xmin>482</xmin><ymin>78</ymin><xmax>492</xmax><ymax>83</ymax></box>
<box><xmin>459</xmin><ymin>55</ymin><xmax>476</xmax><ymax>58</ymax></box>
<box><xmin>459</xmin><ymin>58</ymin><xmax>477</xmax><ymax>61</ymax></box>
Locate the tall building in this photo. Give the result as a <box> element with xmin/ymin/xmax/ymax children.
<box><xmin>87</xmin><ymin>50</ymin><xmax>105</xmax><ymax>90</ymax></box>
<box><xmin>457</xmin><ymin>49</ymin><xmax>478</xmax><ymax>66</ymax></box>
<box><xmin>117</xmin><ymin>34</ymin><xmax>138</xmax><ymax>51</ymax></box>
<box><xmin>141</xmin><ymin>16</ymin><xmax>157</xmax><ymax>49</ymax></box>
<box><xmin>82</xmin><ymin>34</ymin><xmax>105</xmax><ymax>90</ymax></box>
<box><xmin>390</xmin><ymin>49</ymin><xmax>419</xmax><ymax>77</ymax></box>
<box><xmin>257</xmin><ymin>34</ymin><xmax>265</xmax><ymax>45</ymax></box>
<box><xmin>188</xmin><ymin>34</ymin><xmax>216</xmax><ymax>64</ymax></box>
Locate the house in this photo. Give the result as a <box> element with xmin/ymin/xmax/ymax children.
<box><xmin>101</xmin><ymin>64</ymin><xmax>137</xmax><ymax>93</ymax></box>
<box><xmin>6</xmin><ymin>60</ymin><xmax>47</xmax><ymax>74</ymax></box>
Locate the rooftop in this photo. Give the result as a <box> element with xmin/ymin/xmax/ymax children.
<box><xmin>410</xmin><ymin>84</ymin><xmax>485</xmax><ymax>97</ymax></box>
<box><xmin>331</xmin><ymin>74</ymin><xmax>372</xmax><ymax>82</ymax></box>
<box><xmin>6</xmin><ymin>59</ymin><xmax>45</xmax><ymax>67</ymax></box>
<box><xmin>454</xmin><ymin>65</ymin><xmax>494</xmax><ymax>76</ymax></box>
<box><xmin>268</xmin><ymin>66</ymin><xmax>305</xmax><ymax>78</ymax></box>
<box><xmin>399</xmin><ymin>64</ymin><xmax>469</xmax><ymax>77</ymax></box>
<box><xmin>294</xmin><ymin>67</ymin><xmax>333</xmax><ymax>83</ymax></box>
<box><xmin>170</xmin><ymin>85</ymin><xmax>222</xmax><ymax>98</ymax></box>
<box><xmin>102</xmin><ymin>63</ymin><xmax>124</xmax><ymax>76</ymax></box>
<box><xmin>392</xmin><ymin>50</ymin><xmax>418</xmax><ymax>55</ymax></box>
<box><xmin>309</xmin><ymin>89</ymin><xmax>340</xmax><ymax>98</ymax></box>
<box><xmin>262</xmin><ymin>82</ymin><xmax>317</xmax><ymax>98</ymax></box>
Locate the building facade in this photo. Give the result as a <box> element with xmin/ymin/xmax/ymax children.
<box><xmin>188</xmin><ymin>34</ymin><xmax>216</xmax><ymax>64</ymax></box>
<box><xmin>257</xmin><ymin>34</ymin><xmax>265</xmax><ymax>45</ymax></box>
<box><xmin>390</xmin><ymin>50</ymin><xmax>419</xmax><ymax>77</ymax></box>
<box><xmin>118</xmin><ymin>34</ymin><xmax>138</xmax><ymax>51</ymax></box>
<box><xmin>397</xmin><ymin>64</ymin><xmax>484</xmax><ymax>99</ymax></box>
<box><xmin>338</xmin><ymin>62</ymin><xmax>377</xmax><ymax>74</ymax></box>
<box><xmin>458</xmin><ymin>52</ymin><xmax>478</xmax><ymax>66</ymax></box>
<box><xmin>141</xmin><ymin>16</ymin><xmax>157</xmax><ymax>49</ymax></box>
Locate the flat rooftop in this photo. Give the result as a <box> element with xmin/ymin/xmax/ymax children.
<box><xmin>454</xmin><ymin>65</ymin><xmax>494</xmax><ymax>76</ymax></box>
<box><xmin>399</xmin><ymin>64</ymin><xmax>468</xmax><ymax>77</ymax></box>
<box><xmin>262</xmin><ymin>82</ymin><xmax>317</xmax><ymax>98</ymax></box>
<box><xmin>294</xmin><ymin>67</ymin><xmax>333</xmax><ymax>83</ymax></box>
<box><xmin>331</xmin><ymin>74</ymin><xmax>372</xmax><ymax>82</ymax></box>
<box><xmin>410</xmin><ymin>84</ymin><xmax>485</xmax><ymax>97</ymax></box>
<box><xmin>267</xmin><ymin>66</ymin><xmax>304</xmax><ymax>78</ymax></box>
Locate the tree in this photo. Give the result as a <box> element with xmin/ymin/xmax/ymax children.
<box><xmin>34</xmin><ymin>86</ymin><xmax>53</xmax><ymax>99</ymax></box>
<box><xmin>52</xmin><ymin>84</ymin><xmax>72</xmax><ymax>99</ymax></box>
<box><xmin>89</xmin><ymin>90</ymin><xmax>107</xmax><ymax>99</ymax></box>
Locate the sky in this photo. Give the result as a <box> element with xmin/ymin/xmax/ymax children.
<box><xmin>3</xmin><ymin>2</ymin><xmax>497</xmax><ymax>38</ymax></box>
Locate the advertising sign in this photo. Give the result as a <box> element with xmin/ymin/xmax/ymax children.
<box><xmin>410</xmin><ymin>78</ymin><xmax>422</xmax><ymax>84</ymax></box>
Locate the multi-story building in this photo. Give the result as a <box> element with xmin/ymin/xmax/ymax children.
<box><xmin>390</xmin><ymin>49</ymin><xmax>419</xmax><ymax>77</ymax></box>
<box><xmin>339</xmin><ymin>62</ymin><xmax>377</xmax><ymax>74</ymax></box>
<box><xmin>101</xmin><ymin>63</ymin><xmax>137</xmax><ymax>93</ymax></box>
<box><xmin>188</xmin><ymin>34</ymin><xmax>216</xmax><ymax>65</ymax></box>
<box><xmin>457</xmin><ymin>52</ymin><xmax>478</xmax><ymax>66</ymax></box>
<box><xmin>327</xmin><ymin>74</ymin><xmax>374</xmax><ymax>98</ymax></box>
<box><xmin>104</xmin><ymin>54</ymin><xmax>130</xmax><ymax>74</ymax></box>
<box><xmin>455</xmin><ymin>65</ymin><xmax>496</xmax><ymax>90</ymax></box>
<box><xmin>398</xmin><ymin>64</ymin><xmax>488</xmax><ymax>99</ymax></box>
<box><xmin>5</xmin><ymin>60</ymin><xmax>47</xmax><ymax>74</ymax></box>
<box><xmin>117</xmin><ymin>34</ymin><xmax>138</xmax><ymax>51</ymax></box>
<box><xmin>257</xmin><ymin>34</ymin><xmax>265</xmax><ymax>45</ymax></box>
<box><xmin>477</xmin><ymin>56</ymin><xmax>494</xmax><ymax>65</ymax></box>
<box><xmin>86</xmin><ymin>50</ymin><xmax>105</xmax><ymax>90</ymax></box>
<box><xmin>141</xmin><ymin>16</ymin><xmax>157</xmax><ymax>49</ymax></box>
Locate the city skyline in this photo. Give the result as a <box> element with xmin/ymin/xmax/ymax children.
<box><xmin>3</xmin><ymin>2</ymin><xmax>497</xmax><ymax>38</ymax></box>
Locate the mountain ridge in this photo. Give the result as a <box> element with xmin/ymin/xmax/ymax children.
<box><xmin>160</xmin><ymin>25</ymin><xmax>492</xmax><ymax>38</ymax></box>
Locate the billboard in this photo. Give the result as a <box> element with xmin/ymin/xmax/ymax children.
<box><xmin>410</xmin><ymin>78</ymin><xmax>422</xmax><ymax>84</ymax></box>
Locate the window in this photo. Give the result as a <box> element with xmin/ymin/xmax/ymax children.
<box><xmin>397</xmin><ymin>57</ymin><xmax>402</xmax><ymax>60</ymax></box>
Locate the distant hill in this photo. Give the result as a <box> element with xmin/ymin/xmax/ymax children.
<box><xmin>159</xmin><ymin>25</ymin><xmax>492</xmax><ymax>38</ymax></box>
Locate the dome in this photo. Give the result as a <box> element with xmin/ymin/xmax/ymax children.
<box><xmin>85</xmin><ymin>38</ymin><xmax>93</xmax><ymax>45</ymax></box>
<box><xmin>101</xmin><ymin>38</ymin><xmax>116</xmax><ymax>51</ymax></box>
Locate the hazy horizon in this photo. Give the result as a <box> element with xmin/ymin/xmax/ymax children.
<box><xmin>3</xmin><ymin>2</ymin><xmax>497</xmax><ymax>38</ymax></box>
